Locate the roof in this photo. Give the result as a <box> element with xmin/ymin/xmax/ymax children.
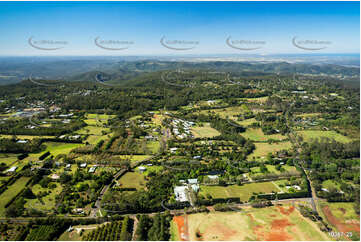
<box><xmin>7</xmin><ymin>166</ymin><xmax>17</xmax><ymax>172</ymax></box>
<box><xmin>174</xmin><ymin>186</ymin><xmax>188</xmax><ymax>202</ymax></box>
<box><xmin>187</xmin><ymin>178</ymin><xmax>198</xmax><ymax>184</ymax></box>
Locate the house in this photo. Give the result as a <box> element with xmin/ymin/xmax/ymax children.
<box><xmin>16</xmin><ymin>140</ymin><xmax>28</xmax><ymax>144</ymax></box>
<box><xmin>50</xmin><ymin>174</ymin><xmax>60</xmax><ymax>180</ymax></box>
<box><xmin>80</xmin><ymin>163</ymin><xmax>87</xmax><ymax>168</ymax></box>
<box><xmin>187</xmin><ymin>178</ymin><xmax>198</xmax><ymax>184</ymax></box>
<box><xmin>207</xmin><ymin>175</ymin><xmax>219</xmax><ymax>180</ymax></box>
<box><xmin>138</xmin><ymin>166</ymin><xmax>147</xmax><ymax>173</ymax></box>
<box><xmin>321</xmin><ymin>188</ymin><xmax>329</xmax><ymax>192</ymax></box>
<box><xmin>193</xmin><ymin>155</ymin><xmax>201</xmax><ymax>160</ymax></box>
<box><xmin>207</xmin><ymin>100</ymin><xmax>216</xmax><ymax>105</ymax></box>
<box><xmin>65</xmin><ymin>164</ymin><xmax>71</xmax><ymax>169</ymax></box>
<box><xmin>6</xmin><ymin>166</ymin><xmax>17</xmax><ymax>173</ymax></box>
<box><xmin>88</xmin><ymin>166</ymin><xmax>97</xmax><ymax>173</ymax></box>
<box><xmin>191</xmin><ymin>184</ymin><xmax>199</xmax><ymax>192</ymax></box>
<box><xmin>73</xmin><ymin>208</ymin><xmax>84</xmax><ymax>214</ymax></box>
<box><xmin>174</xmin><ymin>186</ymin><xmax>188</xmax><ymax>202</ymax></box>
<box><xmin>146</xmin><ymin>163</ymin><xmax>153</xmax><ymax>166</ymax></box>
<box><xmin>169</xmin><ymin>147</ymin><xmax>178</xmax><ymax>153</ymax></box>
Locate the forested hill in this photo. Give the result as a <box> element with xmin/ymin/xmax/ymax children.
<box><xmin>0</xmin><ymin>58</ymin><xmax>359</xmax><ymax>85</ymax></box>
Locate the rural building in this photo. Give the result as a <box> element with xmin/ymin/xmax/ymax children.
<box><xmin>88</xmin><ymin>166</ymin><xmax>97</xmax><ymax>173</ymax></box>
<box><xmin>16</xmin><ymin>140</ymin><xmax>28</xmax><ymax>144</ymax></box>
<box><xmin>187</xmin><ymin>178</ymin><xmax>198</xmax><ymax>184</ymax></box>
<box><xmin>6</xmin><ymin>166</ymin><xmax>17</xmax><ymax>173</ymax></box>
<box><xmin>80</xmin><ymin>163</ymin><xmax>87</xmax><ymax>168</ymax></box>
<box><xmin>138</xmin><ymin>166</ymin><xmax>147</xmax><ymax>173</ymax></box>
<box><xmin>50</xmin><ymin>174</ymin><xmax>60</xmax><ymax>180</ymax></box>
<box><xmin>174</xmin><ymin>186</ymin><xmax>188</xmax><ymax>202</ymax></box>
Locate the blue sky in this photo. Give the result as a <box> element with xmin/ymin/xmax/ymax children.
<box><xmin>0</xmin><ymin>1</ymin><xmax>359</xmax><ymax>56</ymax></box>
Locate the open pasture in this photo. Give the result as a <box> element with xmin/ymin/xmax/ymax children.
<box><xmin>191</xmin><ymin>123</ymin><xmax>220</xmax><ymax>138</ymax></box>
<box><xmin>181</xmin><ymin>205</ymin><xmax>329</xmax><ymax>241</ymax></box>
<box><xmin>249</xmin><ymin>141</ymin><xmax>292</xmax><ymax>159</ymax></box>
<box><xmin>296</xmin><ymin>130</ymin><xmax>352</xmax><ymax>143</ymax></box>
<box><xmin>242</xmin><ymin>128</ymin><xmax>287</xmax><ymax>141</ymax></box>
<box><xmin>199</xmin><ymin>181</ymin><xmax>281</xmax><ymax>202</ymax></box>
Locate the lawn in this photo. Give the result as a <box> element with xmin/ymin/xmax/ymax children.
<box><xmin>117</xmin><ymin>172</ymin><xmax>146</xmax><ymax>190</ymax></box>
<box><xmin>0</xmin><ymin>153</ymin><xmax>18</xmax><ymax>166</ymax></box>
<box><xmin>44</xmin><ymin>142</ymin><xmax>83</xmax><ymax>157</ymax></box>
<box><xmin>146</xmin><ymin>141</ymin><xmax>160</xmax><ymax>154</ymax></box>
<box><xmin>251</xmin><ymin>165</ymin><xmax>297</xmax><ymax>174</ymax></box>
<box><xmin>322</xmin><ymin>179</ymin><xmax>341</xmax><ymax>190</ymax></box>
<box><xmin>25</xmin><ymin>182</ymin><xmax>62</xmax><ymax>212</ymax></box>
<box><xmin>297</xmin><ymin>130</ymin><xmax>352</xmax><ymax>143</ymax></box>
<box><xmin>242</xmin><ymin>128</ymin><xmax>287</xmax><ymax>142</ymax></box>
<box><xmin>234</xmin><ymin>118</ymin><xmax>258</xmax><ymax>127</ymax></box>
<box><xmin>0</xmin><ymin>176</ymin><xmax>31</xmax><ymax>217</ymax></box>
<box><xmin>197</xmin><ymin>105</ymin><xmax>250</xmax><ymax>120</ymax></box>
<box><xmin>191</xmin><ymin>123</ymin><xmax>220</xmax><ymax>138</ymax></box>
<box><xmin>249</xmin><ymin>141</ymin><xmax>292</xmax><ymax>159</ymax></box>
<box><xmin>184</xmin><ymin>206</ymin><xmax>329</xmax><ymax>241</ymax></box>
<box><xmin>199</xmin><ymin>181</ymin><xmax>281</xmax><ymax>202</ymax></box>
<box><xmin>57</xmin><ymin>224</ymin><xmax>98</xmax><ymax>241</ymax></box>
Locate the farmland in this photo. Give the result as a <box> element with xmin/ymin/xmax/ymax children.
<box><xmin>0</xmin><ymin>176</ymin><xmax>31</xmax><ymax>216</ymax></box>
<box><xmin>191</xmin><ymin>123</ymin><xmax>220</xmax><ymax>138</ymax></box>
<box><xmin>242</xmin><ymin>128</ymin><xmax>287</xmax><ymax>141</ymax></box>
<box><xmin>296</xmin><ymin>130</ymin><xmax>352</xmax><ymax>143</ymax></box>
<box><xmin>199</xmin><ymin>181</ymin><xmax>282</xmax><ymax>202</ymax></box>
<box><xmin>248</xmin><ymin>141</ymin><xmax>293</xmax><ymax>159</ymax></box>
<box><xmin>179</xmin><ymin>206</ymin><xmax>329</xmax><ymax>241</ymax></box>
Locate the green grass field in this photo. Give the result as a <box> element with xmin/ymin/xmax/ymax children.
<box><xmin>251</xmin><ymin>165</ymin><xmax>297</xmax><ymax>174</ymax></box>
<box><xmin>25</xmin><ymin>182</ymin><xmax>62</xmax><ymax>211</ymax></box>
<box><xmin>322</xmin><ymin>179</ymin><xmax>341</xmax><ymax>190</ymax></box>
<box><xmin>76</xmin><ymin>126</ymin><xmax>110</xmax><ymax>136</ymax></box>
<box><xmin>0</xmin><ymin>176</ymin><xmax>31</xmax><ymax>217</ymax></box>
<box><xmin>0</xmin><ymin>153</ymin><xmax>18</xmax><ymax>166</ymax></box>
<box><xmin>117</xmin><ymin>172</ymin><xmax>146</xmax><ymax>190</ymax></box>
<box><xmin>249</xmin><ymin>141</ymin><xmax>292</xmax><ymax>159</ymax></box>
<box><xmin>297</xmin><ymin>130</ymin><xmax>352</xmax><ymax>143</ymax></box>
<box><xmin>191</xmin><ymin>123</ymin><xmax>220</xmax><ymax>138</ymax></box>
<box><xmin>0</xmin><ymin>135</ymin><xmax>55</xmax><ymax>140</ymax></box>
<box><xmin>242</xmin><ymin>128</ymin><xmax>287</xmax><ymax>141</ymax></box>
<box><xmin>185</xmin><ymin>206</ymin><xmax>329</xmax><ymax>241</ymax></box>
<box><xmin>44</xmin><ymin>142</ymin><xmax>83</xmax><ymax>157</ymax></box>
<box><xmin>234</xmin><ymin>118</ymin><xmax>258</xmax><ymax>127</ymax></box>
<box><xmin>199</xmin><ymin>181</ymin><xmax>281</xmax><ymax>202</ymax></box>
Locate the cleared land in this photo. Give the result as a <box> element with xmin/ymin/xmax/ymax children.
<box><xmin>117</xmin><ymin>172</ymin><xmax>146</xmax><ymax>190</ymax></box>
<box><xmin>183</xmin><ymin>206</ymin><xmax>329</xmax><ymax>241</ymax></box>
<box><xmin>242</xmin><ymin>128</ymin><xmax>287</xmax><ymax>141</ymax></box>
<box><xmin>44</xmin><ymin>142</ymin><xmax>83</xmax><ymax>157</ymax></box>
<box><xmin>25</xmin><ymin>183</ymin><xmax>62</xmax><ymax>212</ymax></box>
<box><xmin>249</xmin><ymin>141</ymin><xmax>292</xmax><ymax>159</ymax></box>
<box><xmin>199</xmin><ymin>181</ymin><xmax>281</xmax><ymax>202</ymax></box>
<box><xmin>191</xmin><ymin>123</ymin><xmax>220</xmax><ymax>138</ymax></box>
<box><xmin>297</xmin><ymin>130</ymin><xmax>352</xmax><ymax>143</ymax></box>
<box><xmin>320</xmin><ymin>202</ymin><xmax>360</xmax><ymax>240</ymax></box>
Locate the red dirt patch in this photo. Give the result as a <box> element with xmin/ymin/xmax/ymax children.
<box><xmin>271</xmin><ymin>218</ymin><xmax>294</xmax><ymax>230</ymax></box>
<box><xmin>173</xmin><ymin>215</ymin><xmax>188</xmax><ymax>241</ymax></box>
<box><xmin>253</xmin><ymin>224</ymin><xmax>265</xmax><ymax>240</ymax></box>
<box><xmin>277</xmin><ymin>205</ymin><xmax>295</xmax><ymax>215</ymax></box>
<box><xmin>269</xmin><ymin>214</ymin><xmax>276</xmax><ymax>217</ymax></box>
<box><xmin>247</xmin><ymin>213</ymin><xmax>255</xmax><ymax>221</ymax></box>
<box><xmin>322</xmin><ymin>205</ymin><xmax>360</xmax><ymax>238</ymax></box>
<box><xmin>266</xmin><ymin>231</ymin><xmax>293</xmax><ymax>241</ymax></box>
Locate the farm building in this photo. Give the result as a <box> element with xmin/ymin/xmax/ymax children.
<box><xmin>187</xmin><ymin>178</ymin><xmax>198</xmax><ymax>184</ymax></box>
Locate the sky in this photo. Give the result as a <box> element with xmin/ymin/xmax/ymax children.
<box><xmin>0</xmin><ymin>1</ymin><xmax>359</xmax><ymax>56</ymax></box>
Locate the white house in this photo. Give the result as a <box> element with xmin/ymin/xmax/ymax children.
<box><xmin>174</xmin><ymin>186</ymin><xmax>188</xmax><ymax>202</ymax></box>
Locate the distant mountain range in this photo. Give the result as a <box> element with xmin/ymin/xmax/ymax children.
<box><xmin>0</xmin><ymin>55</ymin><xmax>359</xmax><ymax>85</ymax></box>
